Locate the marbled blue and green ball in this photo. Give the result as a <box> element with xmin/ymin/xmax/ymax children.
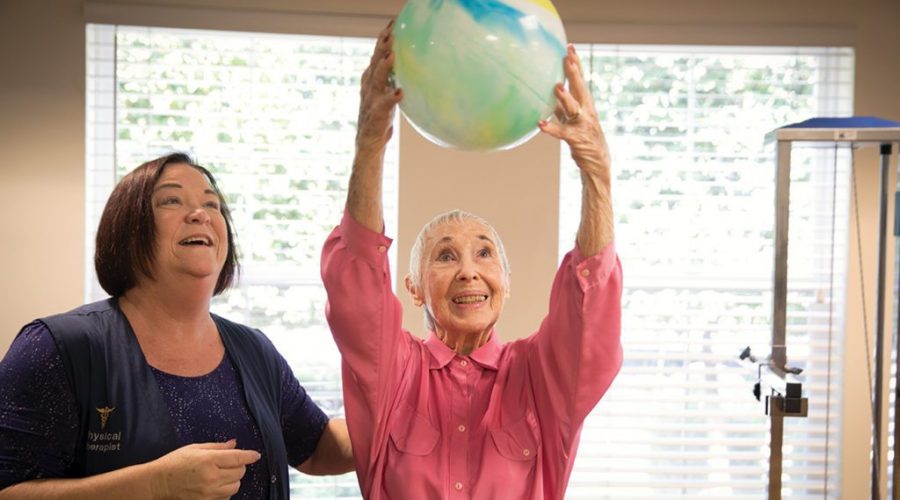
<box><xmin>393</xmin><ymin>0</ymin><xmax>567</xmax><ymax>151</ymax></box>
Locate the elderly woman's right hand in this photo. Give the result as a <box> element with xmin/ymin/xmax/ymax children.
<box><xmin>150</xmin><ymin>439</ymin><xmax>261</xmax><ymax>499</ymax></box>
<box><xmin>356</xmin><ymin>20</ymin><xmax>403</xmax><ymax>155</ymax></box>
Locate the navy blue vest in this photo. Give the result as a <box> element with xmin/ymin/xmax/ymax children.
<box><xmin>40</xmin><ymin>299</ymin><xmax>290</xmax><ymax>499</ymax></box>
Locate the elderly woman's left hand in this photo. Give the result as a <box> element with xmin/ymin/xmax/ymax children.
<box><xmin>540</xmin><ymin>44</ymin><xmax>614</xmax><ymax>255</ymax></box>
<box><xmin>538</xmin><ymin>44</ymin><xmax>610</xmax><ymax>181</ymax></box>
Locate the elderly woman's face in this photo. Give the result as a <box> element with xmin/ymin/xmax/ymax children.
<box><xmin>150</xmin><ymin>163</ymin><xmax>228</xmax><ymax>286</ymax></box>
<box><xmin>415</xmin><ymin>218</ymin><xmax>508</xmax><ymax>338</ymax></box>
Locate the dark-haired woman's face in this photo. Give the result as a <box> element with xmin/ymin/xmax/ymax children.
<box><xmin>149</xmin><ymin>163</ymin><xmax>228</xmax><ymax>288</ymax></box>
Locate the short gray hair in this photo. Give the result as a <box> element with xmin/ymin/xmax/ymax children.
<box><xmin>408</xmin><ymin>210</ymin><xmax>511</xmax><ymax>332</ymax></box>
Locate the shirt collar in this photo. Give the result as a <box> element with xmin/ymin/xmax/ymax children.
<box><xmin>424</xmin><ymin>331</ymin><xmax>501</xmax><ymax>371</ymax></box>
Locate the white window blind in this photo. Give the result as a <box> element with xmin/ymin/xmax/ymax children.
<box><xmin>86</xmin><ymin>24</ymin><xmax>399</xmax><ymax>498</ymax></box>
<box><xmin>559</xmin><ymin>45</ymin><xmax>854</xmax><ymax>498</ymax></box>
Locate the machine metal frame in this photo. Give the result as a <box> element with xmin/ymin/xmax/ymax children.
<box><xmin>761</xmin><ymin>118</ymin><xmax>900</xmax><ymax>499</ymax></box>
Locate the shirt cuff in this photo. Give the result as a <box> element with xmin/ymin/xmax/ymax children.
<box><xmin>567</xmin><ymin>241</ymin><xmax>618</xmax><ymax>291</ymax></box>
<box><xmin>339</xmin><ymin>208</ymin><xmax>394</xmax><ymax>263</ymax></box>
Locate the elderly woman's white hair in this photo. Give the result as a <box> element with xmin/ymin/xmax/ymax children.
<box><xmin>407</xmin><ymin>209</ymin><xmax>511</xmax><ymax>332</ymax></box>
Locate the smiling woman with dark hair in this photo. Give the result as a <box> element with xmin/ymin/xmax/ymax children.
<box><xmin>0</xmin><ymin>153</ymin><xmax>353</xmax><ymax>499</ymax></box>
<box><xmin>93</xmin><ymin>153</ymin><xmax>239</xmax><ymax>297</ymax></box>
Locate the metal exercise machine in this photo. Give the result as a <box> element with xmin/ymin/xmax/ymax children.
<box><xmin>744</xmin><ymin>117</ymin><xmax>900</xmax><ymax>499</ymax></box>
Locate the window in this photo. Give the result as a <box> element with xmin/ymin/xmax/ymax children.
<box><xmin>86</xmin><ymin>24</ymin><xmax>397</xmax><ymax>498</ymax></box>
<box><xmin>559</xmin><ymin>45</ymin><xmax>854</xmax><ymax>498</ymax></box>
<box><xmin>88</xmin><ymin>25</ymin><xmax>855</xmax><ymax>498</ymax></box>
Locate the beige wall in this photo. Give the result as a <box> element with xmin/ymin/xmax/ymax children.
<box><xmin>0</xmin><ymin>0</ymin><xmax>85</xmax><ymax>345</ymax></box>
<box><xmin>843</xmin><ymin>146</ymin><xmax>897</xmax><ymax>498</ymax></box>
<box><xmin>2</xmin><ymin>0</ymin><xmax>899</xmax><ymax>497</ymax></box>
<box><xmin>397</xmin><ymin>123</ymin><xmax>560</xmax><ymax>341</ymax></box>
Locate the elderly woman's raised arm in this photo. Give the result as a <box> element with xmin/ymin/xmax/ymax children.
<box><xmin>320</xmin><ymin>21</ymin><xmax>411</xmax><ymax>490</ymax></box>
<box><xmin>539</xmin><ymin>45</ymin><xmax>614</xmax><ymax>256</ymax></box>
<box><xmin>527</xmin><ymin>45</ymin><xmax>623</xmax><ymax>460</ymax></box>
<box><xmin>346</xmin><ymin>21</ymin><xmax>403</xmax><ymax>232</ymax></box>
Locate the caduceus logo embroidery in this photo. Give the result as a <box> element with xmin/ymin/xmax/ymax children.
<box><xmin>96</xmin><ymin>406</ymin><xmax>115</xmax><ymax>430</ymax></box>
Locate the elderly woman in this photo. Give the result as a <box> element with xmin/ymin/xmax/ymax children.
<box><xmin>0</xmin><ymin>153</ymin><xmax>353</xmax><ymax>499</ymax></box>
<box><xmin>321</xmin><ymin>22</ymin><xmax>622</xmax><ymax>499</ymax></box>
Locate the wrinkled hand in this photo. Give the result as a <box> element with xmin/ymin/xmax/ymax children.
<box><xmin>538</xmin><ymin>44</ymin><xmax>610</xmax><ymax>180</ymax></box>
<box><xmin>150</xmin><ymin>439</ymin><xmax>261</xmax><ymax>499</ymax></box>
<box><xmin>356</xmin><ymin>20</ymin><xmax>403</xmax><ymax>154</ymax></box>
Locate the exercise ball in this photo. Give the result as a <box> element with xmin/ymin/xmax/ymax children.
<box><xmin>392</xmin><ymin>0</ymin><xmax>567</xmax><ymax>151</ymax></box>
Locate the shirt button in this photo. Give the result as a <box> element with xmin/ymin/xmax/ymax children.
<box><xmin>377</xmin><ymin>245</ymin><xmax>387</xmax><ymax>253</ymax></box>
<box><xmin>454</xmin><ymin>482</ymin><xmax>464</xmax><ymax>491</ymax></box>
<box><xmin>271</xmin><ymin>474</ymin><xmax>277</xmax><ymax>483</ymax></box>
<box><xmin>523</xmin><ymin>448</ymin><xmax>531</xmax><ymax>457</ymax></box>
<box><xmin>458</xmin><ymin>424</ymin><xmax>466</xmax><ymax>432</ymax></box>
<box><xmin>580</xmin><ymin>268</ymin><xmax>591</xmax><ymax>277</ymax></box>
<box><xmin>459</xmin><ymin>360</ymin><xmax>468</xmax><ymax>367</ymax></box>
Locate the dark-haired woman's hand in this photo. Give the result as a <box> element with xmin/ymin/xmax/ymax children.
<box><xmin>149</xmin><ymin>439</ymin><xmax>261</xmax><ymax>499</ymax></box>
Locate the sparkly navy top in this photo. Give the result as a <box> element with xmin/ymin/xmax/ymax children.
<box><xmin>0</xmin><ymin>322</ymin><xmax>329</xmax><ymax>497</ymax></box>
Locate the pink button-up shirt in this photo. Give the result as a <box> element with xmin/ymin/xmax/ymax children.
<box><xmin>322</xmin><ymin>211</ymin><xmax>622</xmax><ymax>499</ymax></box>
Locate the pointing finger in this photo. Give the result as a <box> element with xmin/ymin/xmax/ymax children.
<box><xmin>191</xmin><ymin>439</ymin><xmax>237</xmax><ymax>451</ymax></box>
<box><xmin>215</xmin><ymin>449</ymin><xmax>262</xmax><ymax>468</ymax></box>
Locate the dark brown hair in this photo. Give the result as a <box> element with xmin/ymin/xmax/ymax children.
<box><xmin>94</xmin><ymin>153</ymin><xmax>239</xmax><ymax>297</ymax></box>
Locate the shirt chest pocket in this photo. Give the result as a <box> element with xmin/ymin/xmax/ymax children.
<box><xmin>390</xmin><ymin>403</ymin><xmax>440</xmax><ymax>456</ymax></box>
<box><xmin>489</xmin><ymin>414</ymin><xmax>541</xmax><ymax>461</ymax></box>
